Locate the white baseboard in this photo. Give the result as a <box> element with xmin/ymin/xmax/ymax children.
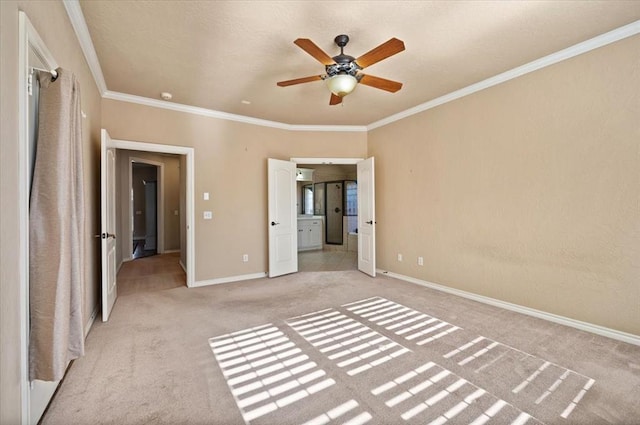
<box><xmin>179</xmin><ymin>260</ymin><xmax>187</xmax><ymax>274</ymax></box>
<box><xmin>192</xmin><ymin>272</ymin><xmax>268</xmax><ymax>288</ymax></box>
<box><xmin>84</xmin><ymin>305</ymin><xmax>99</xmax><ymax>338</ymax></box>
<box><xmin>378</xmin><ymin>269</ymin><xmax>640</xmax><ymax>346</ymax></box>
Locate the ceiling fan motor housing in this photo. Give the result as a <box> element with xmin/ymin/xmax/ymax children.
<box><xmin>325</xmin><ymin>34</ymin><xmax>361</xmax><ymax>79</ymax></box>
<box><xmin>334</xmin><ymin>34</ymin><xmax>350</xmax><ymax>48</ymax></box>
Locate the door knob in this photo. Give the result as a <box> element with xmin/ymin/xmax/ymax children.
<box><xmin>96</xmin><ymin>233</ymin><xmax>117</xmax><ymax>239</ymax></box>
<box><xmin>366</xmin><ymin>220</ymin><xmax>373</xmax><ymax>225</ymax></box>
<box><xmin>271</xmin><ymin>221</ymin><xmax>280</xmax><ymax>226</ymax></box>
<box><xmin>334</xmin><ymin>207</ymin><xmax>341</xmax><ymax>213</ymax></box>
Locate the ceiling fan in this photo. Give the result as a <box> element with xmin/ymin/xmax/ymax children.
<box><xmin>277</xmin><ymin>34</ymin><xmax>405</xmax><ymax>105</ymax></box>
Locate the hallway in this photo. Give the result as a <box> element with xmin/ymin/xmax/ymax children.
<box><xmin>117</xmin><ymin>252</ymin><xmax>185</xmax><ymax>296</ymax></box>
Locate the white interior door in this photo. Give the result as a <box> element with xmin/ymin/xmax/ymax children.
<box><xmin>101</xmin><ymin>129</ymin><xmax>118</xmax><ymax>321</ymax></box>
<box><xmin>357</xmin><ymin>157</ymin><xmax>376</xmax><ymax>277</ymax></box>
<box><xmin>268</xmin><ymin>158</ymin><xmax>297</xmax><ymax>277</ymax></box>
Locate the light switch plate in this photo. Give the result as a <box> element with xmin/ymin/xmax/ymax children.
<box><xmin>203</xmin><ymin>192</ymin><xmax>209</xmax><ymax>200</ymax></box>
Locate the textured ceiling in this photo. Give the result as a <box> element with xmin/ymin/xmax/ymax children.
<box><xmin>79</xmin><ymin>1</ymin><xmax>640</xmax><ymax>126</ymax></box>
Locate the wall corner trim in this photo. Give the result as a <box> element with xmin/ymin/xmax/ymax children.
<box><xmin>191</xmin><ymin>272</ymin><xmax>268</xmax><ymax>288</ymax></box>
<box><xmin>62</xmin><ymin>0</ymin><xmax>108</xmax><ymax>95</ymax></box>
<box><xmin>378</xmin><ymin>269</ymin><xmax>640</xmax><ymax>347</ymax></box>
<box><xmin>367</xmin><ymin>19</ymin><xmax>640</xmax><ymax>131</ymax></box>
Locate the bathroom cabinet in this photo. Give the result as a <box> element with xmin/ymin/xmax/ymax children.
<box><xmin>298</xmin><ymin>217</ymin><xmax>322</xmax><ymax>251</ymax></box>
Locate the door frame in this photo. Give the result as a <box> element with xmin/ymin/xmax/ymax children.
<box><xmin>106</xmin><ymin>137</ymin><xmax>195</xmax><ymax>287</ymax></box>
<box><xmin>128</xmin><ymin>157</ymin><xmax>165</xmax><ymax>259</ymax></box>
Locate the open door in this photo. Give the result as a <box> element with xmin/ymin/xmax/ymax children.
<box><xmin>268</xmin><ymin>158</ymin><xmax>297</xmax><ymax>277</ymax></box>
<box><xmin>357</xmin><ymin>157</ymin><xmax>376</xmax><ymax>277</ymax></box>
<box><xmin>101</xmin><ymin>129</ymin><xmax>118</xmax><ymax>321</ymax></box>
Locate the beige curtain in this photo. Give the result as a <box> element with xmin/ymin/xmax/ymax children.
<box><xmin>29</xmin><ymin>68</ymin><xmax>85</xmax><ymax>381</ymax></box>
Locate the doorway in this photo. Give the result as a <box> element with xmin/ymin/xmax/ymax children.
<box><xmin>131</xmin><ymin>162</ymin><xmax>159</xmax><ymax>259</ymax></box>
<box><xmin>100</xmin><ymin>133</ymin><xmax>196</xmax><ymax>312</ymax></box>
<box><xmin>289</xmin><ymin>158</ymin><xmax>372</xmax><ymax>274</ymax></box>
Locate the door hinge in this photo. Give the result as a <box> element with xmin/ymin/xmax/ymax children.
<box><xmin>27</xmin><ymin>73</ymin><xmax>33</xmax><ymax>96</ymax></box>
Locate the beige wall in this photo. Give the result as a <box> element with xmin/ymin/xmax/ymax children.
<box><xmin>101</xmin><ymin>99</ymin><xmax>368</xmax><ymax>281</ymax></box>
<box><xmin>116</xmin><ymin>150</ymin><xmax>182</xmax><ymax>266</ymax></box>
<box><xmin>369</xmin><ymin>35</ymin><xmax>640</xmax><ymax>335</ymax></box>
<box><xmin>0</xmin><ymin>1</ymin><xmax>102</xmax><ymax>422</ymax></box>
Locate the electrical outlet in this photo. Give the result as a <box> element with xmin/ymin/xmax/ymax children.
<box><xmin>397</xmin><ymin>253</ymin><xmax>403</xmax><ymax>262</ymax></box>
<box><xmin>242</xmin><ymin>254</ymin><xmax>249</xmax><ymax>262</ymax></box>
<box><xmin>418</xmin><ymin>256</ymin><xmax>424</xmax><ymax>266</ymax></box>
<box><xmin>203</xmin><ymin>211</ymin><xmax>212</xmax><ymax>219</ymax></box>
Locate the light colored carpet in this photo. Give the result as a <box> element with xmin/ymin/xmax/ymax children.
<box><xmin>116</xmin><ymin>253</ymin><xmax>186</xmax><ymax>296</ymax></box>
<box><xmin>42</xmin><ymin>269</ymin><xmax>640</xmax><ymax>424</ymax></box>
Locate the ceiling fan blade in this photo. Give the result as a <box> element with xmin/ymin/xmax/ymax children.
<box><xmin>277</xmin><ymin>75</ymin><xmax>323</xmax><ymax>87</ymax></box>
<box><xmin>329</xmin><ymin>93</ymin><xmax>342</xmax><ymax>105</ymax></box>
<box><xmin>359</xmin><ymin>74</ymin><xmax>403</xmax><ymax>93</ymax></box>
<box><xmin>355</xmin><ymin>38</ymin><xmax>405</xmax><ymax>68</ymax></box>
<box><xmin>294</xmin><ymin>39</ymin><xmax>336</xmax><ymax>66</ymax></box>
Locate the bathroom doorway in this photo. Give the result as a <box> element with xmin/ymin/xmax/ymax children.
<box><xmin>295</xmin><ymin>162</ymin><xmax>359</xmax><ymax>271</ymax></box>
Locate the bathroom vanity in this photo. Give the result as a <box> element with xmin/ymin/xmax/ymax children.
<box><xmin>297</xmin><ymin>216</ymin><xmax>323</xmax><ymax>251</ymax></box>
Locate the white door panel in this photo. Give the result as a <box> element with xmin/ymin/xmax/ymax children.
<box><xmin>357</xmin><ymin>157</ymin><xmax>376</xmax><ymax>277</ymax></box>
<box><xmin>101</xmin><ymin>129</ymin><xmax>118</xmax><ymax>321</ymax></box>
<box><xmin>268</xmin><ymin>159</ymin><xmax>297</xmax><ymax>277</ymax></box>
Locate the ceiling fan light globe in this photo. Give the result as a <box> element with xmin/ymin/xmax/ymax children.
<box><xmin>326</xmin><ymin>74</ymin><xmax>358</xmax><ymax>97</ymax></box>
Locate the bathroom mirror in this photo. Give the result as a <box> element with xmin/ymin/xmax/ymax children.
<box><xmin>302</xmin><ymin>184</ymin><xmax>314</xmax><ymax>215</ymax></box>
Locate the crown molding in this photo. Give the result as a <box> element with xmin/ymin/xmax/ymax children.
<box><xmin>63</xmin><ymin>2</ymin><xmax>639</xmax><ymax>133</ymax></box>
<box><xmin>63</xmin><ymin>0</ymin><xmax>107</xmax><ymax>95</ymax></box>
<box><xmin>367</xmin><ymin>19</ymin><xmax>640</xmax><ymax>131</ymax></box>
<box><xmin>103</xmin><ymin>91</ymin><xmax>367</xmax><ymax>132</ymax></box>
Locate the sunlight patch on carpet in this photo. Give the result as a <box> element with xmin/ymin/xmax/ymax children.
<box><xmin>286</xmin><ymin>308</ymin><xmax>411</xmax><ymax>376</ymax></box>
<box><xmin>209</xmin><ymin>296</ymin><xmax>597</xmax><ymax>424</ymax></box>
<box><xmin>209</xmin><ymin>324</ymin><xmax>342</xmax><ymax>424</ymax></box>
<box><xmin>344</xmin><ymin>296</ymin><xmax>596</xmax><ymax>420</ymax></box>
